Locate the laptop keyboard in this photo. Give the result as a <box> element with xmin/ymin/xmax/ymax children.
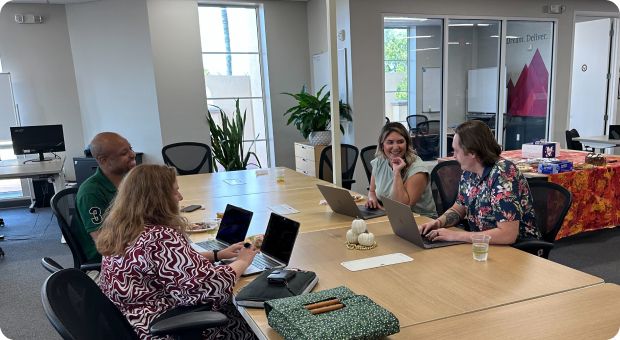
<box><xmin>251</xmin><ymin>253</ymin><xmax>280</xmax><ymax>269</ymax></box>
<box><xmin>196</xmin><ymin>241</ymin><xmax>224</xmax><ymax>251</ymax></box>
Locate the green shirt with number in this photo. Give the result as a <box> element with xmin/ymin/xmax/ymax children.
<box><xmin>75</xmin><ymin>167</ymin><xmax>116</xmax><ymax>263</ymax></box>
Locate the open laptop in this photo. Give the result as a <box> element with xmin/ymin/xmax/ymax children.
<box><xmin>382</xmin><ymin>196</ymin><xmax>465</xmax><ymax>249</ymax></box>
<box><xmin>609</xmin><ymin>125</ymin><xmax>620</xmax><ymax>140</ymax></box>
<box><xmin>196</xmin><ymin>204</ymin><xmax>253</xmax><ymax>251</ymax></box>
<box><xmin>316</xmin><ymin>184</ymin><xmax>386</xmax><ymax>219</ymax></box>
<box><xmin>242</xmin><ymin>213</ymin><xmax>301</xmax><ymax>276</ymax></box>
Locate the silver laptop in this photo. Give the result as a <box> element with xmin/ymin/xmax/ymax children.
<box><xmin>243</xmin><ymin>213</ymin><xmax>301</xmax><ymax>276</ymax></box>
<box><xmin>316</xmin><ymin>184</ymin><xmax>386</xmax><ymax>219</ymax></box>
<box><xmin>382</xmin><ymin>196</ymin><xmax>465</xmax><ymax>249</ymax></box>
<box><xmin>196</xmin><ymin>204</ymin><xmax>253</xmax><ymax>251</ymax></box>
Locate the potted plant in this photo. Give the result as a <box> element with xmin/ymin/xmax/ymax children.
<box><xmin>283</xmin><ymin>85</ymin><xmax>352</xmax><ymax>145</ymax></box>
<box><xmin>206</xmin><ymin>99</ymin><xmax>261</xmax><ymax>171</ymax></box>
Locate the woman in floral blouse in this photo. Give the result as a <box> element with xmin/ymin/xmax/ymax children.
<box><xmin>96</xmin><ymin>164</ymin><xmax>258</xmax><ymax>339</ymax></box>
<box><xmin>419</xmin><ymin>120</ymin><xmax>541</xmax><ymax>244</ymax></box>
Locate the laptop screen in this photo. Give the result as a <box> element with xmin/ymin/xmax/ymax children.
<box><xmin>216</xmin><ymin>204</ymin><xmax>253</xmax><ymax>244</ymax></box>
<box><xmin>260</xmin><ymin>213</ymin><xmax>300</xmax><ymax>264</ymax></box>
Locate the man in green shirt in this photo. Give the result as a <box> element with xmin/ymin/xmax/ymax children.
<box><xmin>75</xmin><ymin>132</ymin><xmax>136</xmax><ymax>262</ymax></box>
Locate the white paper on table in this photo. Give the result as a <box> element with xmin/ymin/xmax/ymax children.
<box><xmin>268</xmin><ymin>204</ymin><xmax>300</xmax><ymax>215</ymax></box>
<box><xmin>341</xmin><ymin>253</ymin><xmax>413</xmax><ymax>272</ymax></box>
<box><xmin>223</xmin><ymin>179</ymin><xmax>245</xmax><ymax>185</ymax></box>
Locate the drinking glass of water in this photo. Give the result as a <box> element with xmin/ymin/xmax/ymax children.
<box><xmin>471</xmin><ymin>234</ymin><xmax>491</xmax><ymax>261</ymax></box>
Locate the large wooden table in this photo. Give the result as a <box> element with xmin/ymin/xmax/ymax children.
<box><xmin>397</xmin><ymin>283</ymin><xmax>620</xmax><ymax>339</ymax></box>
<box><xmin>177</xmin><ymin>167</ymin><xmax>324</xmax><ymax>199</ymax></box>
<box><xmin>180</xmin><ymin>168</ymin><xmax>388</xmax><ymax>239</ymax></box>
<box><xmin>231</xmin><ymin>220</ymin><xmax>603</xmax><ymax>339</ymax></box>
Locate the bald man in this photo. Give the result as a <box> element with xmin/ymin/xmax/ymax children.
<box><xmin>75</xmin><ymin>132</ymin><xmax>136</xmax><ymax>262</ymax></box>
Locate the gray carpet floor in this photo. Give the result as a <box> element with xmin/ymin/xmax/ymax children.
<box><xmin>0</xmin><ymin>207</ymin><xmax>618</xmax><ymax>339</ymax></box>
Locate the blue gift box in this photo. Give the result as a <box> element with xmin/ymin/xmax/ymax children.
<box><xmin>538</xmin><ymin>160</ymin><xmax>573</xmax><ymax>174</ymax></box>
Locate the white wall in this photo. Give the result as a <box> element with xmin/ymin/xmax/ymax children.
<box><xmin>263</xmin><ymin>0</ymin><xmax>311</xmax><ymax>169</ymax></box>
<box><xmin>0</xmin><ymin>3</ymin><xmax>83</xmax><ymax>180</ymax></box>
<box><xmin>146</xmin><ymin>0</ymin><xmax>209</xmax><ymax>148</ymax></box>
<box><xmin>65</xmin><ymin>0</ymin><xmax>163</xmax><ymax>164</ymax></box>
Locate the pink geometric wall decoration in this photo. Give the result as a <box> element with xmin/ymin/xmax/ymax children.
<box><xmin>507</xmin><ymin>49</ymin><xmax>548</xmax><ymax>117</ymax></box>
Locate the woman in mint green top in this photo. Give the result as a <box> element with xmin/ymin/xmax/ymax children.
<box><xmin>366</xmin><ymin>123</ymin><xmax>437</xmax><ymax>217</ymax></box>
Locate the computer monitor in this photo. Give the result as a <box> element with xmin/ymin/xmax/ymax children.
<box><xmin>10</xmin><ymin>124</ymin><xmax>65</xmax><ymax>162</ymax></box>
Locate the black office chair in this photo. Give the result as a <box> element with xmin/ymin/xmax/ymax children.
<box><xmin>162</xmin><ymin>142</ymin><xmax>213</xmax><ymax>175</ymax></box>
<box><xmin>41</xmin><ymin>268</ymin><xmax>228</xmax><ymax>340</ymax></box>
<box><xmin>430</xmin><ymin>160</ymin><xmax>463</xmax><ymax>217</ymax></box>
<box><xmin>360</xmin><ymin>145</ymin><xmax>377</xmax><ymax>184</ymax></box>
<box><xmin>416</xmin><ymin>120</ymin><xmax>440</xmax><ymax>135</ymax></box>
<box><xmin>50</xmin><ymin>187</ymin><xmax>101</xmax><ymax>272</ymax></box>
<box><xmin>318</xmin><ymin>144</ymin><xmax>359</xmax><ymax>190</ymax></box>
<box><xmin>512</xmin><ymin>181</ymin><xmax>572</xmax><ymax>259</ymax></box>
<box><xmin>565</xmin><ymin>129</ymin><xmax>591</xmax><ymax>151</ymax></box>
<box><xmin>406</xmin><ymin>115</ymin><xmax>428</xmax><ymax>135</ymax></box>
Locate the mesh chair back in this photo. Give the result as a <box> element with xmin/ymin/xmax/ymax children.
<box><xmin>417</xmin><ymin>120</ymin><xmax>440</xmax><ymax>135</ymax></box>
<box><xmin>318</xmin><ymin>144</ymin><xmax>359</xmax><ymax>190</ymax></box>
<box><xmin>51</xmin><ymin>187</ymin><xmax>89</xmax><ymax>269</ymax></box>
<box><xmin>162</xmin><ymin>142</ymin><xmax>212</xmax><ymax>175</ymax></box>
<box><xmin>565</xmin><ymin>129</ymin><xmax>584</xmax><ymax>151</ymax></box>
<box><xmin>529</xmin><ymin>181</ymin><xmax>572</xmax><ymax>243</ymax></box>
<box><xmin>360</xmin><ymin>145</ymin><xmax>377</xmax><ymax>183</ymax></box>
<box><xmin>430</xmin><ymin>160</ymin><xmax>463</xmax><ymax>216</ymax></box>
<box><xmin>42</xmin><ymin>268</ymin><xmax>138</xmax><ymax>340</ymax></box>
<box><xmin>406</xmin><ymin>115</ymin><xmax>428</xmax><ymax>134</ymax></box>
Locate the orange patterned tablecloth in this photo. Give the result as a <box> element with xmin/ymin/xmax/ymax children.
<box><xmin>502</xmin><ymin>149</ymin><xmax>620</xmax><ymax>239</ymax></box>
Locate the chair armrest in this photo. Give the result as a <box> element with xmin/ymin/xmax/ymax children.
<box><xmin>79</xmin><ymin>262</ymin><xmax>102</xmax><ymax>272</ymax></box>
<box><xmin>512</xmin><ymin>240</ymin><xmax>554</xmax><ymax>258</ymax></box>
<box><xmin>41</xmin><ymin>257</ymin><xmax>64</xmax><ymax>273</ymax></box>
<box><xmin>150</xmin><ymin>311</ymin><xmax>228</xmax><ymax>336</ymax></box>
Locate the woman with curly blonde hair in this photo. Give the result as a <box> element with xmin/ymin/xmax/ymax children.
<box><xmin>97</xmin><ymin>164</ymin><xmax>258</xmax><ymax>339</ymax></box>
<box><xmin>366</xmin><ymin>122</ymin><xmax>436</xmax><ymax>217</ymax></box>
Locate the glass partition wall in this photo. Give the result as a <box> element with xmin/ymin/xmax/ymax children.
<box><xmin>503</xmin><ymin>21</ymin><xmax>554</xmax><ymax>150</ymax></box>
<box><xmin>384</xmin><ymin>17</ymin><xmax>444</xmax><ymax>160</ymax></box>
<box><xmin>383</xmin><ymin>16</ymin><xmax>555</xmax><ymax>157</ymax></box>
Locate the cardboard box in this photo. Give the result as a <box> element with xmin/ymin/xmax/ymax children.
<box><xmin>522</xmin><ymin>141</ymin><xmax>557</xmax><ymax>159</ymax></box>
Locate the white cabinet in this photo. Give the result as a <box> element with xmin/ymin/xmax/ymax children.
<box><xmin>294</xmin><ymin>142</ymin><xmax>327</xmax><ymax>177</ymax></box>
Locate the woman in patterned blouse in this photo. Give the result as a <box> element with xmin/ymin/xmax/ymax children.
<box><xmin>96</xmin><ymin>164</ymin><xmax>258</xmax><ymax>339</ymax></box>
<box><xmin>419</xmin><ymin>120</ymin><xmax>541</xmax><ymax>244</ymax></box>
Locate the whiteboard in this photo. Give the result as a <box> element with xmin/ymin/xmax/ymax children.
<box><xmin>467</xmin><ymin>67</ymin><xmax>498</xmax><ymax>114</ymax></box>
<box><xmin>0</xmin><ymin>73</ymin><xmax>18</xmax><ymax>141</ymax></box>
<box><xmin>311</xmin><ymin>48</ymin><xmax>348</xmax><ymax>103</ymax></box>
<box><xmin>422</xmin><ymin>67</ymin><xmax>440</xmax><ymax>113</ymax></box>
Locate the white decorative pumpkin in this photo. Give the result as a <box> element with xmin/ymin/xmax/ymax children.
<box><xmin>358</xmin><ymin>232</ymin><xmax>375</xmax><ymax>246</ymax></box>
<box><xmin>346</xmin><ymin>229</ymin><xmax>359</xmax><ymax>244</ymax></box>
<box><xmin>351</xmin><ymin>219</ymin><xmax>367</xmax><ymax>234</ymax></box>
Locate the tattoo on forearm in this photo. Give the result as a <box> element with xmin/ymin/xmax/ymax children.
<box><xmin>444</xmin><ymin>210</ymin><xmax>461</xmax><ymax>227</ymax></box>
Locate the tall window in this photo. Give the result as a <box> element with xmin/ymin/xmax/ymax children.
<box><xmin>198</xmin><ymin>5</ymin><xmax>270</xmax><ymax>168</ymax></box>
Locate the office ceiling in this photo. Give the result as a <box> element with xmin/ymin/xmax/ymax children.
<box><xmin>10</xmin><ymin>0</ymin><xmax>99</xmax><ymax>3</ymax></box>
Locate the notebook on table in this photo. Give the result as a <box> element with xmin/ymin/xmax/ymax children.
<box><xmin>196</xmin><ymin>204</ymin><xmax>253</xmax><ymax>251</ymax></box>
<box><xmin>382</xmin><ymin>196</ymin><xmax>465</xmax><ymax>249</ymax></box>
<box><xmin>316</xmin><ymin>184</ymin><xmax>385</xmax><ymax>220</ymax></box>
<box><xmin>242</xmin><ymin>213</ymin><xmax>301</xmax><ymax>276</ymax></box>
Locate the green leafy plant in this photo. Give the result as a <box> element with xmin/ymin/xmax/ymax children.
<box><xmin>283</xmin><ymin>85</ymin><xmax>352</xmax><ymax>139</ymax></box>
<box><xmin>206</xmin><ymin>99</ymin><xmax>261</xmax><ymax>171</ymax></box>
